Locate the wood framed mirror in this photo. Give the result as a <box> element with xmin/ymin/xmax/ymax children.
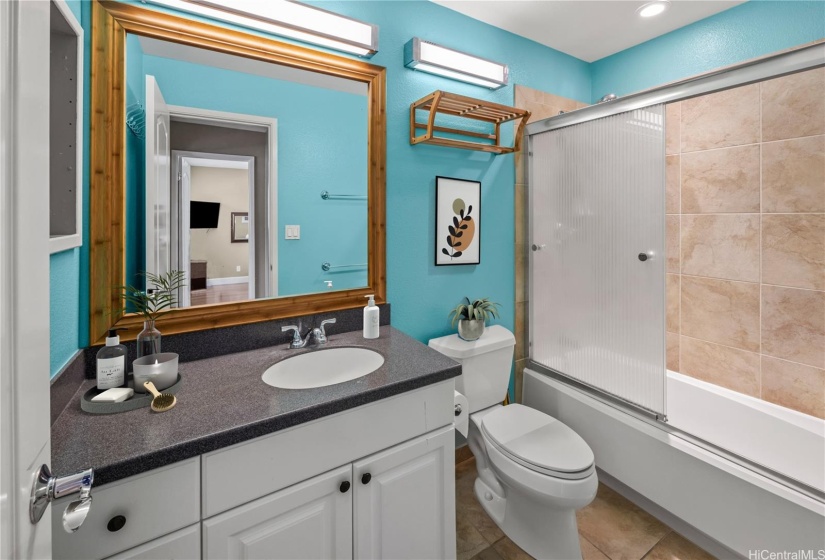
<box><xmin>90</xmin><ymin>0</ymin><xmax>386</xmax><ymax>345</ymax></box>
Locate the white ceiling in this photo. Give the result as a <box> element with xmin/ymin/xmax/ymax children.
<box><xmin>431</xmin><ymin>0</ymin><xmax>746</xmax><ymax>62</ymax></box>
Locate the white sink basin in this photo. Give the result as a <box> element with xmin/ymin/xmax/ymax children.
<box><xmin>262</xmin><ymin>347</ymin><xmax>385</xmax><ymax>389</ymax></box>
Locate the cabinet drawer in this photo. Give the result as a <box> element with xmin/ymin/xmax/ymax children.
<box><xmin>203</xmin><ymin>380</ymin><xmax>454</xmax><ymax>517</ymax></box>
<box><xmin>104</xmin><ymin>524</ymin><xmax>200</xmax><ymax>560</ymax></box>
<box><xmin>53</xmin><ymin>458</ymin><xmax>200</xmax><ymax>560</ymax></box>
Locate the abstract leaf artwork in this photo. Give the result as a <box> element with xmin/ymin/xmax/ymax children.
<box><xmin>435</xmin><ymin>177</ymin><xmax>480</xmax><ymax>265</ymax></box>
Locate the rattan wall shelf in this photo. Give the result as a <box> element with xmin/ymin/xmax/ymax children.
<box><xmin>410</xmin><ymin>90</ymin><xmax>530</xmax><ymax>155</ymax></box>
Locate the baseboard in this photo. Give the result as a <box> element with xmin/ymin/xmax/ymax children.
<box><xmin>206</xmin><ymin>276</ymin><xmax>248</xmax><ymax>287</ymax></box>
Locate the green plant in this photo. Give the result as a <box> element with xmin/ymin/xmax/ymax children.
<box><xmin>449</xmin><ymin>297</ymin><xmax>501</xmax><ymax>327</ymax></box>
<box><xmin>118</xmin><ymin>270</ymin><xmax>187</xmax><ymax>322</ymax></box>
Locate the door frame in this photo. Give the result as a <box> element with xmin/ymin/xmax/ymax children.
<box><xmin>0</xmin><ymin>0</ymin><xmax>53</xmax><ymax>556</ymax></box>
<box><xmin>167</xmin><ymin>105</ymin><xmax>278</xmax><ymax>299</ymax></box>
<box><xmin>172</xmin><ymin>152</ymin><xmax>256</xmax><ymax>306</ymax></box>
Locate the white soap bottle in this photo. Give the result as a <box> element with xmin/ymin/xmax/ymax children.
<box><xmin>96</xmin><ymin>328</ymin><xmax>128</xmax><ymax>390</ymax></box>
<box><xmin>363</xmin><ymin>295</ymin><xmax>379</xmax><ymax>339</ymax></box>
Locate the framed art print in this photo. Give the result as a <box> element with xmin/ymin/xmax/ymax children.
<box><xmin>435</xmin><ymin>176</ymin><xmax>480</xmax><ymax>266</ymax></box>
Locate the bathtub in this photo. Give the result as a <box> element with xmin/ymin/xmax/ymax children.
<box><xmin>523</xmin><ymin>366</ymin><xmax>825</xmax><ymax>557</ymax></box>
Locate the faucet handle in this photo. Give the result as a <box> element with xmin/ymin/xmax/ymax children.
<box><xmin>319</xmin><ymin>318</ymin><xmax>336</xmax><ymax>336</ymax></box>
<box><xmin>281</xmin><ymin>325</ymin><xmax>302</xmax><ymax>347</ymax></box>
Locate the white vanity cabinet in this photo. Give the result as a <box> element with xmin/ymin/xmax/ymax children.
<box><xmin>203</xmin><ymin>465</ymin><xmax>354</xmax><ymax>560</ymax></box>
<box><xmin>53</xmin><ymin>380</ymin><xmax>456</xmax><ymax>560</ymax></box>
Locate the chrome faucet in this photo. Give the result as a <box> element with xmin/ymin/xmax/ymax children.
<box><xmin>282</xmin><ymin>318</ymin><xmax>336</xmax><ymax>349</ymax></box>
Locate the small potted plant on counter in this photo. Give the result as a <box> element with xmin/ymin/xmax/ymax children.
<box><xmin>449</xmin><ymin>296</ymin><xmax>501</xmax><ymax>341</ymax></box>
<box><xmin>118</xmin><ymin>270</ymin><xmax>186</xmax><ymax>358</ymax></box>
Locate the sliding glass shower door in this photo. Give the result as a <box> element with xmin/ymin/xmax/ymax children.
<box><xmin>529</xmin><ymin>105</ymin><xmax>666</xmax><ymax>416</ymax></box>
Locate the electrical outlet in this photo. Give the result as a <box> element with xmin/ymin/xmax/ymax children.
<box><xmin>236</xmin><ymin>265</ymin><xmax>241</xmax><ymax>272</ymax></box>
<box><xmin>285</xmin><ymin>225</ymin><xmax>300</xmax><ymax>239</ymax></box>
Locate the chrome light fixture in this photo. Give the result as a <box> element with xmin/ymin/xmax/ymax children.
<box><xmin>404</xmin><ymin>38</ymin><xmax>508</xmax><ymax>89</ymax></box>
<box><xmin>144</xmin><ymin>0</ymin><xmax>378</xmax><ymax>57</ymax></box>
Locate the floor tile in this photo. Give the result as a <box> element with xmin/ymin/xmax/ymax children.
<box><xmin>642</xmin><ymin>532</ymin><xmax>716</xmax><ymax>560</ymax></box>
<box><xmin>492</xmin><ymin>536</ymin><xmax>534</xmax><ymax>560</ymax></box>
<box><xmin>457</xmin><ymin>458</ymin><xmax>506</xmax><ymax>545</ymax></box>
<box><xmin>580</xmin><ymin>537</ymin><xmax>610</xmax><ymax>560</ymax></box>
<box><xmin>471</xmin><ymin>546</ymin><xmax>506</xmax><ymax>560</ymax></box>
<box><xmin>576</xmin><ymin>483</ymin><xmax>670</xmax><ymax>560</ymax></box>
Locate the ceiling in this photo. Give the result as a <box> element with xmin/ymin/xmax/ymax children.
<box><xmin>431</xmin><ymin>0</ymin><xmax>746</xmax><ymax>62</ymax></box>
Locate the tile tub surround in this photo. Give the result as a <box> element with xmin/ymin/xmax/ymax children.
<box><xmin>455</xmin><ymin>456</ymin><xmax>714</xmax><ymax>560</ymax></box>
<box><xmin>51</xmin><ymin>325</ymin><xmax>460</xmax><ymax>486</ymax></box>
<box><xmin>512</xmin><ymin>85</ymin><xmax>589</xmax><ymax>403</ymax></box>
<box><xmin>666</xmin><ymin>66</ymin><xmax>825</xmax><ymax>419</ymax></box>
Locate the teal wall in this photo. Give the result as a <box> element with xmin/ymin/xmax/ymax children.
<box><xmin>590</xmin><ymin>1</ymin><xmax>825</xmax><ymax>102</ymax></box>
<box><xmin>135</xmin><ymin>53</ymin><xmax>369</xmax><ymax>295</ymax></box>
<box><xmin>49</xmin><ymin>0</ymin><xmax>823</xmax><ymax>378</ymax></box>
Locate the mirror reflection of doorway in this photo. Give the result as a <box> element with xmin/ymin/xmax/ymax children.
<box><xmin>175</xmin><ymin>154</ymin><xmax>255</xmax><ymax>307</ymax></box>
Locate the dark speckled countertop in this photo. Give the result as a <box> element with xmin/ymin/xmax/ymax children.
<box><xmin>51</xmin><ymin>326</ymin><xmax>460</xmax><ymax>486</ymax></box>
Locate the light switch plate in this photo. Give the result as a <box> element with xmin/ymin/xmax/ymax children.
<box><xmin>285</xmin><ymin>225</ymin><xmax>300</xmax><ymax>239</ymax></box>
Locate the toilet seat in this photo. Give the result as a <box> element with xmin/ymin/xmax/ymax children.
<box><xmin>480</xmin><ymin>404</ymin><xmax>595</xmax><ymax>480</ymax></box>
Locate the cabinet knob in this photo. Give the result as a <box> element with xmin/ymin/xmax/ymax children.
<box><xmin>107</xmin><ymin>515</ymin><xmax>126</xmax><ymax>532</ymax></box>
<box><xmin>638</xmin><ymin>252</ymin><xmax>649</xmax><ymax>262</ymax></box>
<box><xmin>339</xmin><ymin>480</ymin><xmax>350</xmax><ymax>493</ymax></box>
<box><xmin>361</xmin><ymin>473</ymin><xmax>372</xmax><ymax>485</ymax></box>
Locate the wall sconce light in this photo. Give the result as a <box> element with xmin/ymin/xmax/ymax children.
<box><xmin>144</xmin><ymin>0</ymin><xmax>378</xmax><ymax>57</ymax></box>
<box><xmin>404</xmin><ymin>38</ymin><xmax>508</xmax><ymax>89</ymax></box>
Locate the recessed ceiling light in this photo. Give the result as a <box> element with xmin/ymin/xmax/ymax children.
<box><xmin>637</xmin><ymin>1</ymin><xmax>670</xmax><ymax>18</ymax></box>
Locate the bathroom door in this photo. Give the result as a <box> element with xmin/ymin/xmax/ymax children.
<box><xmin>529</xmin><ymin>106</ymin><xmax>667</xmax><ymax>416</ymax></box>
<box><xmin>0</xmin><ymin>0</ymin><xmax>53</xmax><ymax>556</ymax></box>
<box><xmin>145</xmin><ymin>75</ymin><xmax>171</xmax><ymax>279</ymax></box>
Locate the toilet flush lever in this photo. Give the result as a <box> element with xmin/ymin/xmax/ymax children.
<box><xmin>30</xmin><ymin>464</ymin><xmax>94</xmax><ymax>533</ymax></box>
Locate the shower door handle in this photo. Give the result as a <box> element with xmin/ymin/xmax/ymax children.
<box><xmin>531</xmin><ymin>244</ymin><xmax>546</xmax><ymax>252</ymax></box>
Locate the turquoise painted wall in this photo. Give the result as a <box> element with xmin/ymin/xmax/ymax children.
<box><xmin>590</xmin><ymin>0</ymin><xmax>825</xmax><ymax>102</ymax></box>
<box><xmin>50</xmin><ymin>0</ymin><xmax>88</xmax><ymax>376</ymax></box>
<box><xmin>137</xmin><ymin>54</ymin><xmax>369</xmax><ymax>295</ymax></box>
<box><xmin>51</xmin><ymin>0</ymin><xmax>821</xmax><ymax>378</ymax></box>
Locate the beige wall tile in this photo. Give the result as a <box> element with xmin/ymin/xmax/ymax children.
<box><xmin>762</xmin><ymin>67</ymin><xmax>825</xmax><ymax>142</ymax></box>
<box><xmin>666</xmin><ymin>102</ymin><xmax>681</xmax><ymax>155</ymax></box>
<box><xmin>762</xmin><ymin>286</ymin><xmax>825</xmax><ymax>368</ymax></box>
<box><xmin>762</xmin><ymin>135</ymin><xmax>825</xmax><ymax>213</ymax></box>
<box><xmin>681</xmin><ymin>214</ymin><xmax>760</xmax><ymax>282</ymax></box>
<box><xmin>681</xmin><ymin>84</ymin><xmax>760</xmax><ymax>152</ymax></box>
<box><xmin>667</xmin><ymin>274</ymin><xmax>680</xmax><ymax>333</ymax></box>
<box><xmin>667</xmin><ymin>333</ymin><xmax>680</xmax><ymax>372</ymax></box>
<box><xmin>681</xmin><ymin>276</ymin><xmax>760</xmax><ymax>352</ymax></box>
<box><xmin>666</xmin><ymin>215</ymin><xmax>680</xmax><ymax>273</ymax></box>
<box><xmin>681</xmin><ymin>145</ymin><xmax>760</xmax><ymax>213</ymax></box>
<box><xmin>680</xmin><ymin>336</ymin><xmax>760</xmax><ymax>396</ymax></box>
<box><xmin>762</xmin><ymin>356</ymin><xmax>825</xmax><ymax>419</ymax></box>
<box><xmin>762</xmin><ymin>214</ymin><xmax>825</xmax><ymax>291</ymax></box>
<box><xmin>666</xmin><ymin>155</ymin><xmax>680</xmax><ymax>214</ymax></box>
<box><xmin>643</xmin><ymin>532</ymin><xmax>715</xmax><ymax>560</ymax></box>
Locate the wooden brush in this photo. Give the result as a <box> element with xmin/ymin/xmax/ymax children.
<box><xmin>144</xmin><ymin>381</ymin><xmax>177</xmax><ymax>412</ymax></box>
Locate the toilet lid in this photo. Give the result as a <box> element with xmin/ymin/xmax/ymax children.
<box><xmin>481</xmin><ymin>404</ymin><xmax>594</xmax><ymax>474</ymax></box>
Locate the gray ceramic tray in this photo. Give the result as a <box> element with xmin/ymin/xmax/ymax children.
<box><xmin>80</xmin><ymin>375</ymin><xmax>183</xmax><ymax>414</ymax></box>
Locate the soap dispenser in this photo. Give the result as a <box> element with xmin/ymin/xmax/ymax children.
<box><xmin>363</xmin><ymin>295</ymin><xmax>379</xmax><ymax>339</ymax></box>
<box><xmin>97</xmin><ymin>328</ymin><xmax>128</xmax><ymax>390</ymax></box>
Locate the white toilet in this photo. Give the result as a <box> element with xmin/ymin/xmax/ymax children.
<box><xmin>429</xmin><ymin>325</ymin><xmax>597</xmax><ymax>560</ymax></box>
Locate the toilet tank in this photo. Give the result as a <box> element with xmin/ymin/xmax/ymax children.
<box><xmin>428</xmin><ymin>325</ymin><xmax>515</xmax><ymax>413</ymax></box>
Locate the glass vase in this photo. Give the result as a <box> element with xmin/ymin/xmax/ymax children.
<box><xmin>136</xmin><ymin>320</ymin><xmax>162</xmax><ymax>358</ymax></box>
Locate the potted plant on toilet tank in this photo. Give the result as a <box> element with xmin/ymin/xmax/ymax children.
<box><xmin>449</xmin><ymin>297</ymin><xmax>501</xmax><ymax>341</ymax></box>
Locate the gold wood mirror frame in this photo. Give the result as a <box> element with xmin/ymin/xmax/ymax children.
<box><xmin>90</xmin><ymin>0</ymin><xmax>386</xmax><ymax>345</ymax></box>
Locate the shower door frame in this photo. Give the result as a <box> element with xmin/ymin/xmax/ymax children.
<box><xmin>524</xmin><ymin>40</ymin><xmax>825</xmax><ymax>500</ymax></box>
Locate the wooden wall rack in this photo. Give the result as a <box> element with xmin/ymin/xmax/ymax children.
<box><xmin>410</xmin><ymin>90</ymin><xmax>530</xmax><ymax>155</ymax></box>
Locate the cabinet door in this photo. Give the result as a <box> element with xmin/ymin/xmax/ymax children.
<box><xmin>104</xmin><ymin>524</ymin><xmax>200</xmax><ymax>560</ymax></box>
<box><xmin>354</xmin><ymin>426</ymin><xmax>455</xmax><ymax>560</ymax></box>
<box><xmin>203</xmin><ymin>465</ymin><xmax>352</xmax><ymax>560</ymax></box>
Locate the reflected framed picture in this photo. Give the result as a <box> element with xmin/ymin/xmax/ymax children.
<box><xmin>231</xmin><ymin>212</ymin><xmax>249</xmax><ymax>243</ymax></box>
<box><xmin>435</xmin><ymin>176</ymin><xmax>480</xmax><ymax>266</ymax></box>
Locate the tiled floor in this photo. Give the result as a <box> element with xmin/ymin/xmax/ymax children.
<box><xmin>456</xmin><ymin>457</ymin><xmax>716</xmax><ymax>560</ymax></box>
